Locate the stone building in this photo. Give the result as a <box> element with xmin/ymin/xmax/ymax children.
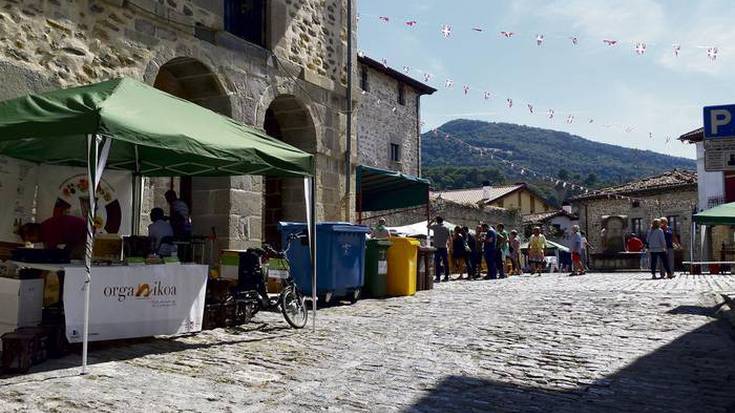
<box><xmin>355</xmin><ymin>55</ymin><xmax>436</xmax><ymax>176</ymax></box>
<box><xmin>570</xmin><ymin>170</ymin><xmax>697</xmax><ymax>263</ymax></box>
<box><xmin>433</xmin><ymin>183</ymin><xmax>552</xmax><ymax>216</ymax></box>
<box><xmin>0</xmin><ymin>0</ymin><xmax>357</xmax><ymax>250</ymax></box>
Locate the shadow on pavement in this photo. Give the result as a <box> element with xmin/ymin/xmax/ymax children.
<box><xmin>1</xmin><ymin>322</ymin><xmax>296</xmax><ymax>378</ymax></box>
<box><xmin>406</xmin><ymin>319</ymin><xmax>735</xmax><ymax>413</ymax></box>
<box><xmin>667</xmin><ymin>303</ymin><xmax>725</xmax><ymax>317</ymax></box>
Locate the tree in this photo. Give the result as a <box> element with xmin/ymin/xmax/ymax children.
<box><xmin>584</xmin><ymin>173</ymin><xmax>598</xmax><ymax>187</ymax></box>
<box><xmin>558</xmin><ymin>168</ymin><xmax>569</xmax><ymax>180</ymax></box>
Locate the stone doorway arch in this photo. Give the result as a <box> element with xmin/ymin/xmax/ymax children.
<box><xmin>150</xmin><ymin>57</ymin><xmax>233</xmax><ymax>248</ymax></box>
<box><xmin>263</xmin><ymin>95</ymin><xmax>317</xmax><ymax>247</ymax></box>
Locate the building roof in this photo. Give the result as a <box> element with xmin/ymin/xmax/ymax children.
<box><xmin>679</xmin><ymin>127</ymin><xmax>703</xmax><ymax>143</ymax></box>
<box><xmin>358</xmin><ymin>55</ymin><xmax>437</xmax><ymax>95</ymax></box>
<box><xmin>431</xmin><ymin>184</ymin><xmax>526</xmax><ymax>206</ymax></box>
<box><xmin>570</xmin><ymin>169</ymin><xmax>697</xmax><ymax>201</ymax></box>
<box><xmin>522</xmin><ymin>210</ymin><xmax>578</xmax><ymax>224</ymax></box>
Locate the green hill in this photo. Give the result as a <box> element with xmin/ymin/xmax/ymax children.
<box><xmin>422</xmin><ymin>119</ymin><xmax>696</xmax><ymax>206</ymax></box>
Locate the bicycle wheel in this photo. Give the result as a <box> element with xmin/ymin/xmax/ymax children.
<box><xmin>280</xmin><ymin>286</ymin><xmax>308</xmax><ymax>329</ymax></box>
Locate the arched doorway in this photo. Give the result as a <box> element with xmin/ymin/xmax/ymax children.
<box><xmin>263</xmin><ymin>95</ymin><xmax>317</xmax><ymax>247</ymax></box>
<box><xmin>152</xmin><ymin>57</ymin><xmax>232</xmax><ymax>244</ymax></box>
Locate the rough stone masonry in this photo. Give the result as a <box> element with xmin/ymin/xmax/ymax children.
<box><xmin>0</xmin><ymin>0</ymin><xmax>357</xmax><ymax>250</ymax></box>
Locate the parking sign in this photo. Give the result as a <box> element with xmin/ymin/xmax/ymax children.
<box><xmin>704</xmin><ymin>105</ymin><xmax>735</xmax><ymax>139</ymax></box>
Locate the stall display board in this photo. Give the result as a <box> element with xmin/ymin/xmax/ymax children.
<box><xmin>63</xmin><ymin>264</ymin><xmax>208</xmax><ymax>343</ymax></box>
<box><xmin>36</xmin><ymin>165</ymin><xmax>133</xmax><ymax>235</ymax></box>
<box><xmin>0</xmin><ymin>156</ymin><xmax>38</xmax><ymax>243</ymax></box>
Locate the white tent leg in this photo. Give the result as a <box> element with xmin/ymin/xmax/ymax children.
<box><xmin>304</xmin><ymin>177</ymin><xmax>317</xmax><ymax>332</ymax></box>
<box><xmin>81</xmin><ymin>134</ymin><xmax>111</xmax><ymax>375</ymax></box>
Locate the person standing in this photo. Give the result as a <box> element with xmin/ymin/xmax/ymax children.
<box><xmin>371</xmin><ymin>218</ymin><xmax>391</xmax><ymax>239</ymax></box>
<box><xmin>509</xmin><ymin>230</ymin><xmax>522</xmax><ymax>275</ymax></box>
<box><xmin>646</xmin><ymin>219</ymin><xmax>672</xmax><ymax>279</ymax></box>
<box><xmin>451</xmin><ymin>226</ymin><xmax>467</xmax><ymax>281</ymax></box>
<box><xmin>570</xmin><ymin>225</ymin><xmax>586</xmax><ymax>276</ymax></box>
<box><xmin>496</xmin><ymin>223</ymin><xmax>509</xmax><ymax>279</ymax></box>
<box><xmin>528</xmin><ymin>227</ymin><xmax>547</xmax><ymax>276</ymax></box>
<box><xmin>581</xmin><ymin>231</ymin><xmax>593</xmax><ymax>272</ymax></box>
<box><xmin>464</xmin><ymin>226</ymin><xmax>479</xmax><ymax>279</ymax></box>
<box><xmin>429</xmin><ymin>217</ymin><xmax>451</xmax><ymax>283</ymax></box>
<box><xmin>659</xmin><ymin>217</ymin><xmax>678</xmax><ymax>279</ymax></box>
<box><xmin>482</xmin><ymin>223</ymin><xmax>497</xmax><ymax>280</ymax></box>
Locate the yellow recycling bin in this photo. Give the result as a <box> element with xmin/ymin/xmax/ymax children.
<box><xmin>387</xmin><ymin>237</ymin><xmax>420</xmax><ymax>296</ymax></box>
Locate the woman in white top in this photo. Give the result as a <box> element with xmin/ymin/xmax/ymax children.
<box><xmin>148</xmin><ymin>207</ymin><xmax>177</xmax><ymax>257</ymax></box>
<box><xmin>646</xmin><ymin>219</ymin><xmax>671</xmax><ymax>279</ymax></box>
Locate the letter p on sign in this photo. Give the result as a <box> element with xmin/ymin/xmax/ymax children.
<box><xmin>704</xmin><ymin>105</ymin><xmax>735</xmax><ymax>139</ymax></box>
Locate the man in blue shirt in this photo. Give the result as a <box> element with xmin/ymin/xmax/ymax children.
<box><xmin>482</xmin><ymin>224</ymin><xmax>497</xmax><ymax>280</ymax></box>
<box><xmin>660</xmin><ymin>217</ymin><xmax>677</xmax><ymax>279</ymax></box>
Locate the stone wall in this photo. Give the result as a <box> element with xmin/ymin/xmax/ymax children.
<box><xmin>573</xmin><ymin>188</ymin><xmax>697</xmax><ymax>260</ymax></box>
<box><xmin>355</xmin><ymin>63</ymin><xmax>420</xmax><ymax>176</ymax></box>
<box><xmin>0</xmin><ymin>0</ymin><xmax>355</xmax><ymax>250</ymax></box>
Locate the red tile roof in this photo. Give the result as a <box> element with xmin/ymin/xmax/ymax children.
<box><xmin>431</xmin><ymin>184</ymin><xmax>526</xmax><ymax>205</ymax></box>
<box><xmin>679</xmin><ymin>127</ymin><xmax>703</xmax><ymax>143</ymax></box>
<box><xmin>571</xmin><ymin>169</ymin><xmax>697</xmax><ymax>201</ymax></box>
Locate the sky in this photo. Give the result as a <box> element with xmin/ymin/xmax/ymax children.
<box><xmin>356</xmin><ymin>0</ymin><xmax>735</xmax><ymax>159</ymax></box>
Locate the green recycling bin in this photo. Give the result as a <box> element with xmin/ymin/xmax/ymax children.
<box><xmin>365</xmin><ymin>239</ymin><xmax>392</xmax><ymax>298</ymax></box>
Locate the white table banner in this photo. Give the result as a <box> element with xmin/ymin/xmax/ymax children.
<box><xmin>63</xmin><ymin>264</ymin><xmax>208</xmax><ymax>343</ymax></box>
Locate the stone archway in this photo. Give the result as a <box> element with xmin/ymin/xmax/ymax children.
<box><xmin>263</xmin><ymin>95</ymin><xmax>317</xmax><ymax>247</ymax></box>
<box><xmin>151</xmin><ymin>57</ymin><xmax>234</xmax><ymax>247</ymax></box>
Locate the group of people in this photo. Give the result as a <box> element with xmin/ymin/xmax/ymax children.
<box><xmin>626</xmin><ymin>217</ymin><xmax>679</xmax><ymax>279</ymax></box>
<box><xmin>428</xmin><ymin>217</ymin><xmax>548</xmax><ymax>282</ymax></box>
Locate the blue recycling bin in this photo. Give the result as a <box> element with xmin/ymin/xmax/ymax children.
<box><xmin>278</xmin><ymin>222</ymin><xmax>369</xmax><ymax>303</ymax></box>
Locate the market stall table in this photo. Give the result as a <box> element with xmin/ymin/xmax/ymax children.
<box><xmin>9</xmin><ymin>262</ymin><xmax>208</xmax><ymax>342</ymax></box>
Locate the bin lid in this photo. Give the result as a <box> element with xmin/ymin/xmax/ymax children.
<box><xmin>390</xmin><ymin>237</ymin><xmax>421</xmax><ymax>246</ymax></box>
<box><xmin>278</xmin><ymin>221</ymin><xmax>370</xmax><ymax>233</ymax></box>
<box><xmin>367</xmin><ymin>239</ymin><xmax>393</xmax><ymax>247</ymax></box>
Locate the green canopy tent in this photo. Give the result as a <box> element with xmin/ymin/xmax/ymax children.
<box><xmin>356</xmin><ymin>165</ymin><xmax>431</xmax><ymax>223</ymax></box>
<box><xmin>692</xmin><ymin>202</ymin><xmax>735</xmax><ymax>265</ymax></box>
<box><xmin>0</xmin><ymin>78</ymin><xmax>318</xmax><ymax>373</ymax></box>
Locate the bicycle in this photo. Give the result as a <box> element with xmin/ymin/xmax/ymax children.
<box><xmin>232</xmin><ymin>233</ymin><xmax>308</xmax><ymax>329</ymax></box>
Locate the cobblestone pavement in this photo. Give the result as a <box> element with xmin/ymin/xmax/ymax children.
<box><xmin>2</xmin><ymin>272</ymin><xmax>735</xmax><ymax>412</ymax></box>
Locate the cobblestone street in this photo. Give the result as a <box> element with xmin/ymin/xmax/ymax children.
<box><xmin>2</xmin><ymin>272</ymin><xmax>735</xmax><ymax>412</ymax></box>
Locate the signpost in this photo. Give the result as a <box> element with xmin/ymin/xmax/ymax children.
<box><xmin>703</xmin><ymin>105</ymin><xmax>735</xmax><ymax>171</ymax></box>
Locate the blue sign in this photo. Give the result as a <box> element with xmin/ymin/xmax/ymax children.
<box><xmin>704</xmin><ymin>105</ymin><xmax>735</xmax><ymax>139</ymax></box>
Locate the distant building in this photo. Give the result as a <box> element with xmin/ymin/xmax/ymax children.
<box><xmin>356</xmin><ymin>55</ymin><xmax>436</xmax><ymax>176</ymax></box>
<box><xmin>569</xmin><ymin>170</ymin><xmax>697</xmax><ymax>265</ymax></box>
<box><xmin>432</xmin><ymin>182</ymin><xmax>553</xmax><ymax>216</ymax></box>
<box><xmin>522</xmin><ymin>204</ymin><xmax>579</xmax><ymax>241</ymax></box>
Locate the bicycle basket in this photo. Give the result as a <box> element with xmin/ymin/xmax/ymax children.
<box><xmin>265</xmin><ymin>258</ymin><xmax>290</xmax><ymax>279</ymax></box>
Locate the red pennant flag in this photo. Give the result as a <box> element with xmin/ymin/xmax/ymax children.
<box><xmin>405</xmin><ymin>20</ymin><xmax>417</xmax><ymax>27</ymax></box>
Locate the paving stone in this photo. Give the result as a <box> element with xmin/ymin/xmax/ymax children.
<box><xmin>1</xmin><ymin>273</ymin><xmax>735</xmax><ymax>412</ymax></box>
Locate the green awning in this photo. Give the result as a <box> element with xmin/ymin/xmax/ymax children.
<box><xmin>693</xmin><ymin>202</ymin><xmax>735</xmax><ymax>225</ymax></box>
<box><xmin>356</xmin><ymin>165</ymin><xmax>430</xmax><ymax>212</ymax></box>
<box><xmin>0</xmin><ymin>78</ymin><xmax>313</xmax><ymax>177</ymax></box>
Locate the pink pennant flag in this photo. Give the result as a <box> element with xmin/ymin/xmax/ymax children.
<box><xmin>441</xmin><ymin>24</ymin><xmax>452</xmax><ymax>38</ymax></box>
<box><xmin>357</xmin><ymin>50</ymin><xmax>365</xmax><ymax>58</ymax></box>
<box><xmin>547</xmin><ymin>109</ymin><xmax>554</xmax><ymax>119</ymax></box>
<box><xmin>402</xmin><ymin>65</ymin><xmax>410</xmax><ymax>74</ymax></box>
<box><xmin>463</xmin><ymin>85</ymin><xmax>470</xmax><ymax>95</ymax></box>
<box><xmin>500</xmin><ymin>31</ymin><xmax>515</xmax><ymax>38</ymax></box>
<box><xmin>536</xmin><ymin>34</ymin><xmax>544</xmax><ymax>46</ymax></box>
<box><xmin>445</xmin><ymin>79</ymin><xmax>454</xmax><ymax>88</ymax></box>
<box><xmin>424</xmin><ymin>73</ymin><xmax>433</xmax><ymax>82</ymax></box>
<box><xmin>566</xmin><ymin>114</ymin><xmax>574</xmax><ymax>124</ymax></box>
<box><xmin>379</xmin><ymin>16</ymin><xmax>390</xmax><ymax>23</ymax></box>
<box><xmin>603</xmin><ymin>39</ymin><xmax>618</xmax><ymax>46</ymax></box>
<box><xmin>506</xmin><ymin>98</ymin><xmax>513</xmax><ymax>108</ymax></box>
<box><xmin>672</xmin><ymin>44</ymin><xmax>681</xmax><ymax>57</ymax></box>
<box><xmin>527</xmin><ymin>104</ymin><xmax>534</xmax><ymax>113</ymax></box>
<box><xmin>707</xmin><ymin>47</ymin><xmax>719</xmax><ymax>61</ymax></box>
<box><xmin>569</xmin><ymin>36</ymin><xmax>578</xmax><ymax>45</ymax></box>
<box><xmin>634</xmin><ymin>42</ymin><xmax>647</xmax><ymax>55</ymax></box>
<box><xmin>405</xmin><ymin>20</ymin><xmax>417</xmax><ymax>27</ymax></box>
<box><xmin>483</xmin><ymin>91</ymin><xmax>492</xmax><ymax>100</ymax></box>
